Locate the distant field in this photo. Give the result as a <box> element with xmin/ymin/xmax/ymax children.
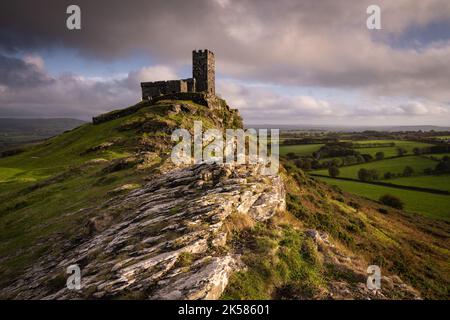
<box><xmin>426</xmin><ymin>152</ymin><xmax>450</xmax><ymax>160</ymax></box>
<box><xmin>280</xmin><ymin>144</ymin><xmax>324</xmax><ymax>156</ymax></box>
<box><xmin>352</xmin><ymin>140</ymin><xmax>434</xmax><ymax>158</ymax></box>
<box><xmin>388</xmin><ymin>175</ymin><xmax>450</xmax><ymax>192</ymax></box>
<box><xmin>0</xmin><ymin>118</ymin><xmax>86</xmax><ymax>152</ymax></box>
<box><xmin>318</xmin><ymin>176</ymin><xmax>450</xmax><ymax>221</ymax></box>
<box><xmin>313</xmin><ymin>155</ymin><xmax>437</xmax><ymax>179</ymax></box>
<box><xmin>286</xmin><ymin>139</ymin><xmax>436</xmax><ymax>160</ymax></box>
<box><xmin>318</xmin><ymin>156</ymin><xmax>341</xmax><ymax>164</ymax></box>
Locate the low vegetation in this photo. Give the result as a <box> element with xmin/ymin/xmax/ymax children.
<box><xmin>224</xmin><ymin>164</ymin><xmax>450</xmax><ymax>299</ymax></box>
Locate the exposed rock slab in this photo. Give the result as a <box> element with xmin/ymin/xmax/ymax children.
<box><xmin>1</xmin><ymin>162</ymin><xmax>285</xmax><ymax>300</ymax></box>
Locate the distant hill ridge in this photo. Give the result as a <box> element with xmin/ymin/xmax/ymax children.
<box><xmin>0</xmin><ymin>118</ymin><xmax>86</xmax><ymax>133</ymax></box>
<box><xmin>0</xmin><ymin>118</ymin><xmax>86</xmax><ymax>152</ymax></box>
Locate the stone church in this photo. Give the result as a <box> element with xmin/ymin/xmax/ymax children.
<box><xmin>141</xmin><ymin>49</ymin><xmax>215</xmax><ymax>100</ymax></box>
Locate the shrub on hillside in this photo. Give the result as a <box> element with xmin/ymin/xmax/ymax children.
<box><xmin>375</xmin><ymin>151</ymin><xmax>385</xmax><ymax>160</ymax></box>
<box><xmin>361</xmin><ymin>154</ymin><xmax>373</xmax><ymax>162</ymax></box>
<box><xmin>286</xmin><ymin>152</ymin><xmax>297</xmax><ymax>159</ymax></box>
<box><xmin>435</xmin><ymin>158</ymin><xmax>450</xmax><ymax>173</ymax></box>
<box><xmin>328</xmin><ymin>166</ymin><xmax>340</xmax><ymax>178</ymax></box>
<box><xmin>379</xmin><ymin>194</ymin><xmax>404</xmax><ymax>210</ymax></box>
<box><xmin>403</xmin><ymin>166</ymin><xmax>414</xmax><ymax>177</ymax></box>
<box><xmin>358</xmin><ymin>168</ymin><xmax>379</xmax><ymax>181</ymax></box>
<box><xmin>384</xmin><ymin>171</ymin><xmax>394</xmax><ymax>179</ymax></box>
<box><xmin>397</xmin><ymin>147</ymin><xmax>407</xmax><ymax>156</ymax></box>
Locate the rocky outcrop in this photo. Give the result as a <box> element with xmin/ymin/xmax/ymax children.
<box><xmin>1</xmin><ymin>162</ymin><xmax>285</xmax><ymax>299</ymax></box>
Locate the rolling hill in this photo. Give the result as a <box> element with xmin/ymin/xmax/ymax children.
<box><xmin>0</xmin><ymin>95</ymin><xmax>448</xmax><ymax>299</ymax></box>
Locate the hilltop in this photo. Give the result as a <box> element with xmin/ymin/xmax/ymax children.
<box><xmin>0</xmin><ymin>94</ymin><xmax>448</xmax><ymax>299</ymax></box>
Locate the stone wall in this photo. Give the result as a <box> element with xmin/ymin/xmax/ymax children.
<box><xmin>140</xmin><ymin>49</ymin><xmax>215</xmax><ymax>99</ymax></box>
<box><xmin>141</xmin><ymin>78</ymin><xmax>196</xmax><ymax>100</ymax></box>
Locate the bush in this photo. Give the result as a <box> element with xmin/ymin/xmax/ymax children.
<box><xmin>286</xmin><ymin>152</ymin><xmax>297</xmax><ymax>159</ymax></box>
<box><xmin>362</xmin><ymin>154</ymin><xmax>373</xmax><ymax>162</ymax></box>
<box><xmin>379</xmin><ymin>194</ymin><xmax>404</xmax><ymax>210</ymax></box>
<box><xmin>397</xmin><ymin>147</ymin><xmax>407</xmax><ymax>156</ymax></box>
<box><xmin>384</xmin><ymin>171</ymin><xmax>393</xmax><ymax>179</ymax></box>
<box><xmin>403</xmin><ymin>166</ymin><xmax>414</xmax><ymax>177</ymax></box>
<box><xmin>348</xmin><ymin>201</ymin><xmax>361</xmax><ymax>210</ymax></box>
<box><xmin>358</xmin><ymin>168</ymin><xmax>379</xmax><ymax>181</ymax></box>
<box><xmin>435</xmin><ymin>158</ymin><xmax>450</xmax><ymax>173</ymax></box>
<box><xmin>328</xmin><ymin>166</ymin><xmax>340</xmax><ymax>178</ymax></box>
<box><xmin>375</xmin><ymin>151</ymin><xmax>385</xmax><ymax>160</ymax></box>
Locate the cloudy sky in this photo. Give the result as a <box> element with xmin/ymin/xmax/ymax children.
<box><xmin>1</xmin><ymin>0</ymin><xmax>450</xmax><ymax>125</ymax></box>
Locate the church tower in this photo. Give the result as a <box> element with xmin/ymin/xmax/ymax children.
<box><xmin>192</xmin><ymin>49</ymin><xmax>215</xmax><ymax>95</ymax></box>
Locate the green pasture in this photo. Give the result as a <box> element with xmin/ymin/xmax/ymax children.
<box><xmin>280</xmin><ymin>144</ymin><xmax>324</xmax><ymax>156</ymax></box>
<box><xmin>352</xmin><ymin>140</ymin><xmax>434</xmax><ymax>158</ymax></box>
<box><xmin>388</xmin><ymin>175</ymin><xmax>450</xmax><ymax>192</ymax></box>
<box><xmin>313</xmin><ymin>155</ymin><xmax>437</xmax><ymax>179</ymax></box>
<box><xmin>318</xmin><ymin>177</ymin><xmax>450</xmax><ymax>221</ymax></box>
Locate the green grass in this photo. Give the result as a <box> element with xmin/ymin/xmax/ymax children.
<box><xmin>313</xmin><ymin>155</ymin><xmax>437</xmax><ymax>179</ymax></box>
<box><xmin>222</xmin><ymin>225</ymin><xmax>324</xmax><ymax>300</ymax></box>
<box><xmin>425</xmin><ymin>152</ymin><xmax>450</xmax><ymax>160</ymax></box>
<box><xmin>0</xmin><ymin>167</ymin><xmax>27</xmax><ymax>182</ymax></box>
<box><xmin>388</xmin><ymin>175</ymin><xmax>450</xmax><ymax>192</ymax></box>
<box><xmin>281</xmin><ymin>140</ymin><xmax>435</xmax><ymax>160</ymax></box>
<box><xmin>317</xmin><ymin>177</ymin><xmax>450</xmax><ymax>221</ymax></box>
<box><xmin>0</xmin><ymin>120</ymin><xmax>134</xmax><ymax>183</ymax></box>
<box><xmin>280</xmin><ymin>144</ymin><xmax>324</xmax><ymax>156</ymax></box>
<box><xmin>352</xmin><ymin>140</ymin><xmax>434</xmax><ymax>158</ymax></box>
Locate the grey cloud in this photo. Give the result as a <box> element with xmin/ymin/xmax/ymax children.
<box><xmin>0</xmin><ymin>54</ymin><xmax>54</xmax><ymax>87</ymax></box>
<box><xmin>0</xmin><ymin>55</ymin><xmax>172</xmax><ymax>119</ymax></box>
<box><xmin>218</xmin><ymin>80</ymin><xmax>449</xmax><ymax>124</ymax></box>
<box><xmin>1</xmin><ymin>0</ymin><xmax>450</xmax><ymax>121</ymax></box>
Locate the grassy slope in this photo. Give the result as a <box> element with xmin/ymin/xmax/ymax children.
<box><xmin>223</xmin><ymin>164</ymin><xmax>450</xmax><ymax>299</ymax></box>
<box><xmin>0</xmin><ymin>99</ymin><xmax>242</xmax><ymax>287</ymax></box>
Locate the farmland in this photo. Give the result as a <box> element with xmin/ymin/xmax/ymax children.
<box><xmin>312</xmin><ymin>155</ymin><xmax>437</xmax><ymax>180</ymax></box>
<box><xmin>354</xmin><ymin>140</ymin><xmax>434</xmax><ymax>158</ymax></box>
<box><xmin>281</xmin><ymin>136</ymin><xmax>450</xmax><ymax>220</ymax></box>
<box><xmin>388</xmin><ymin>175</ymin><xmax>450</xmax><ymax>192</ymax></box>
<box><xmin>317</xmin><ymin>177</ymin><xmax>450</xmax><ymax>221</ymax></box>
<box><xmin>425</xmin><ymin>152</ymin><xmax>450</xmax><ymax>160</ymax></box>
<box><xmin>280</xmin><ymin>143</ymin><xmax>324</xmax><ymax>156</ymax></box>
